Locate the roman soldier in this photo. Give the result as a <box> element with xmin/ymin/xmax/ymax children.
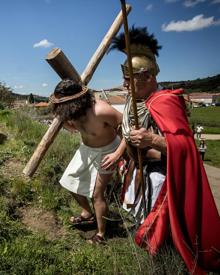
<box><xmin>110</xmin><ymin>26</ymin><xmax>220</xmax><ymax>274</ymax></box>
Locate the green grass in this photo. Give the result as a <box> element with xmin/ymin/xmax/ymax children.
<box><xmin>190</xmin><ymin>106</ymin><xmax>220</xmax><ymax>128</ymax></box>
<box><xmin>189</xmin><ymin>106</ymin><xmax>220</xmax><ymax>166</ymax></box>
<box><xmin>196</xmin><ymin>140</ymin><xmax>220</xmax><ymax>168</ymax></box>
<box><xmin>0</xmin><ymin>108</ymin><xmax>219</xmax><ymax>274</ymax></box>
<box><xmin>205</xmin><ymin>140</ymin><xmax>220</xmax><ymax>167</ymax></box>
<box><xmin>203</xmin><ymin>127</ymin><xmax>220</xmax><ymax>134</ymax></box>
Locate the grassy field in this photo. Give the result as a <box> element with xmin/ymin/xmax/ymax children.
<box><xmin>189</xmin><ymin>106</ymin><xmax>220</xmax><ymax>167</ymax></box>
<box><xmin>190</xmin><ymin>106</ymin><xmax>220</xmax><ymax>130</ymax></box>
<box><xmin>0</xmin><ymin>108</ymin><xmax>219</xmax><ymax>274</ymax></box>
<box><xmin>196</xmin><ymin>139</ymin><xmax>220</xmax><ymax>168</ymax></box>
<box><xmin>0</xmin><ymin>109</ymin><xmax>188</xmax><ymax>274</ymax></box>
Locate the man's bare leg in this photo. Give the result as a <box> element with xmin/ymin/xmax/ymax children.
<box><xmin>92</xmin><ymin>173</ymin><xmax>113</xmax><ymax>238</ymax></box>
<box><xmin>72</xmin><ymin>193</ymin><xmax>93</xmax><ymax>218</ymax></box>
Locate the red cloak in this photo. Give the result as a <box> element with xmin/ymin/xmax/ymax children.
<box><xmin>135</xmin><ymin>89</ymin><xmax>220</xmax><ymax>274</ymax></box>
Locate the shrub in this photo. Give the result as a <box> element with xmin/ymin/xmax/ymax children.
<box><xmin>0</xmin><ymin>82</ymin><xmax>15</xmax><ymax>108</ymax></box>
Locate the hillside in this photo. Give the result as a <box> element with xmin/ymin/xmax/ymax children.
<box><xmin>0</xmin><ymin>107</ymin><xmax>219</xmax><ymax>274</ymax></box>
<box><xmin>0</xmin><ymin>81</ymin><xmax>48</xmax><ymax>104</ymax></box>
<box><xmin>160</xmin><ymin>74</ymin><xmax>220</xmax><ymax>93</ymax></box>
<box><xmin>1</xmin><ymin>74</ymin><xmax>220</xmax><ymax>103</ymax></box>
<box><xmin>0</xmin><ymin>108</ymin><xmax>189</xmax><ymax>274</ymax></box>
<box><xmin>11</xmin><ymin>92</ymin><xmax>48</xmax><ymax>103</ymax></box>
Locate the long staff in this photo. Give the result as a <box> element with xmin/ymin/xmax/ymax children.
<box><xmin>120</xmin><ymin>0</ymin><xmax>147</xmax><ymax>217</ymax></box>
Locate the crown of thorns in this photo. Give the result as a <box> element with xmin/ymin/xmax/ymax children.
<box><xmin>49</xmin><ymin>85</ymin><xmax>89</xmax><ymax>104</ymax></box>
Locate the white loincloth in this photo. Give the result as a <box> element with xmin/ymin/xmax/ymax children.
<box><xmin>60</xmin><ymin>136</ymin><xmax>121</xmax><ymax>198</ymax></box>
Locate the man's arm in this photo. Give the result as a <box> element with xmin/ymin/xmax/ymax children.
<box><xmin>95</xmin><ymin>99</ymin><xmax>127</xmax><ymax>170</ymax></box>
<box><xmin>101</xmin><ymin>137</ymin><xmax>127</xmax><ymax>170</ymax></box>
<box><xmin>130</xmin><ymin>128</ymin><xmax>167</xmax><ymax>155</ymax></box>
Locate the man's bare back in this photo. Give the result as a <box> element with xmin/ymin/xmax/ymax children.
<box><xmin>66</xmin><ymin>99</ymin><xmax>122</xmax><ymax>148</ymax></box>
<box><xmin>51</xmin><ymin>79</ymin><xmax>127</xmax><ymax>243</ymax></box>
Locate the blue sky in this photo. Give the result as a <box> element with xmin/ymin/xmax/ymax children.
<box><xmin>0</xmin><ymin>0</ymin><xmax>220</xmax><ymax>96</ymax></box>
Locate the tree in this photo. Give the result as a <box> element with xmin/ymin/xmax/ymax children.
<box><xmin>28</xmin><ymin>93</ymin><xmax>35</xmax><ymax>104</ymax></box>
<box><xmin>0</xmin><ymin>82</ymin><xmax>15</xmax><ymax>108</ymax></box>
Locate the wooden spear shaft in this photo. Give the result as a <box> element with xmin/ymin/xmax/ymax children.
<box><xmin>23</xmin><ymin>4</ymin><xmax>131</xmax><ymax>177</ymax></box>
<box><xmin>120</xmin><ymin>0</ymin><xmax>147</xmax><ymax>217</ymax></box>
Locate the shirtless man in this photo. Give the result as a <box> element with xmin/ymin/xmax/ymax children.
<box><xmin>50</xmin><ymin>79</ymin><xmax>126</xmax><ymax>244</ymax></box>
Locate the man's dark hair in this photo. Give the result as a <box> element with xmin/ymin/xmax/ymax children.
<box><xmin>51</xmin><ymin>79</ymin><xmax>95</xmax><ymax>121</ymax></box>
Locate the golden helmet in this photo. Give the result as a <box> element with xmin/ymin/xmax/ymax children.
<box><xmin>121</xmin><ymin>55</ymin><xmax>160</xmax><ymax>77</ymax></box>
<box><xmin>109</xmin><ymin>26</ymin><xmax>161</xmax><ymax>77</ymax></box>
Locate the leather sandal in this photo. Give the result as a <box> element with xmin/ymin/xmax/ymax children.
<box><xmin>69</xmin><ymin>214</ymin><xmax>95</xmax><ymax>225</ymax></box>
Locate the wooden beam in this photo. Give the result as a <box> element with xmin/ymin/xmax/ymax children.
<box><xmin>23</xmin><ymin>4</ymin><xmax>132</xmax><ymax>177</ymax></box>
<box><xmin>23</xmin><ymin>116</ymin><xmax>63</xmax><ymax>177</ymax></box>
<box><xmin>46</xmin><ymin>48</ymin><xmax>81</xmax><ymax>83</ymax></box>
<box><xmin>23</xmin><ymin>49</ymin><xmax>81</xmax><ymax>177</ymax></box>
<box><xmin>81</xmin><ymin>4</ymin><xmax>132</xmax><ymax>85</ymax></box>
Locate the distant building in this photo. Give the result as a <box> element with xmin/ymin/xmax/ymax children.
<box><xmin>95</xmin><ymin>90</ymin><xmax>126</xmax><ymax>113</ymax></box>
<box><xmin>189</xmin><ymin>92</ymin><xmax>220</xmax><ymax>106</ymax></box>
<box><xmin>12</xmin><ymin>100</ymin><xmax>27</xmax><ymax>108</ymax></box>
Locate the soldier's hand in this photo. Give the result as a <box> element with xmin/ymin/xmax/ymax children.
<box><xmin>130</xmin><ymin>128</ymin><xmax>153</xmax><ymax>148</ymax></box>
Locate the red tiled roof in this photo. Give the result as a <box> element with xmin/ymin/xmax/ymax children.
<box><xmin>189</xmin><ymin>92</ymin><xmax>220</xmax><ymax>99</ymax></box>
<box><xmin>34</xmin><ymin>102</ymin><xmax>49</xmax><ymax>107</ymax></box>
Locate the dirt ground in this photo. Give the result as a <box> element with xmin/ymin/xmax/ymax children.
<box><xmin>197</xmin><ymin>134</ymin><xmax>220</xmax><ymax>214</ymax></box>
<box><xmin>204</xmin><ymin>164</ymin><xmax>220</xmax><ymax>214</ymax></box>
<box><xmin>202</xmin><ymin>134</ymin><xmax>220</xmax><ymax>140</ymax></box>
<box><xmin>1</xmin><ymin>130</ymin><xmax>219</xmax><ymax>239</ymax></box>
<box><xmin>19</xmin><ymin>206</ymin><xmax>68</xmax><ymax>240</ymax></box>
<box><xmin>17</xmin><ymin>163</ymin><xmax>220</xmax><ymax>239</ymax></box>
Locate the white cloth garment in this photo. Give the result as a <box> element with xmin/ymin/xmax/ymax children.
<box><xmin>122</xmin><ymin>93</ymin><xmax>165</xmax><ymax>224</ymax></box>
<box><xmin>123</xmin><ymin>169</ymin><xmax>165</xmax><ymax>224</ymax></box>
<box><xmin>60</xmin><ymin>136</ymin><xmax>121</xmax><ymax>198</ymax></box>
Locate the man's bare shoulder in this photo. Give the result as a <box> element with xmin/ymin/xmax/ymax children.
<box><xmin>94</xmin><ymin>99</ymin><xmax>118</xmax><ymax>116</ymax></box>
<box><xmin>94</xmin><ymin>99</ymin><xmax>122</xmax><ymax>127</ymax></box>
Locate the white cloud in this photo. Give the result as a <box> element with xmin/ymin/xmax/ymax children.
<box><xmin>42</xmin><ymin>83</ymin><xmax>48</xmax><ymax>87</ymax></box>
<box><xmin>33</xmin><ymin>39</ymin><xmax>53</xmax><ymax>48</ymax></box>
<box><xmin>145</xmin><ymin>4</ymin><xmax>153</xmax><ymax>11</ymax></box>
<box><xmin>212</xmin><ymin>0</ymin><xmax>220</xmax><ymax>3</ymax></box>
<box><xmin>162</xmin><ymin>14</ymin><xmax>220</xmax><ymax>32</ymax></box>
<box><xmin>183</xmin><ymin>0</ymin><xmax>206</xmax><ymax>7</ymax></box>
<box><xmin>14</xmin><ymin>85</ymin><xmax>24</xmax><ymax>89</ymax></box>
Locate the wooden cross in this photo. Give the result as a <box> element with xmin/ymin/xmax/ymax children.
<box><xmin>23</xmin><ymin>4</ymin><xmax>131</xmax><ymax>177</ymax></box>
